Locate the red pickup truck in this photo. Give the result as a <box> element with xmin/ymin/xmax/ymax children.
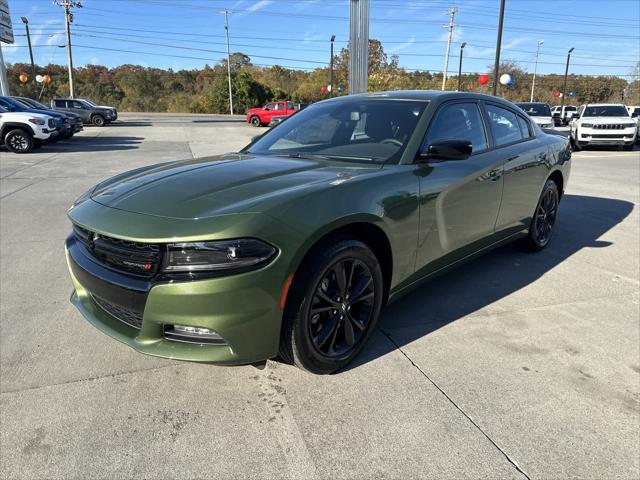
<box><xmin>246</xmin><ymin>101</ymin><xmax>301</xmax><ymax>127</ymax></box>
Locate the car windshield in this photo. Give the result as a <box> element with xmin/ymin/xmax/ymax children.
<box><xmin>22</xmin><ymin>98</ymin><xmax>48</xmax><ymax>109</ymax></box>
<box><xmin>12</xmin><ymin>98</ymin><xmax>35</xmax><ymax>109</ymax></box>
<box><xmin>565</xmin><ymin>106</ymin><xmax>576</xmax><ymax>111</ymax></box>
<box><xmin>583</xmin><ymin>105</ymin><xmax>628</xmax><ymax>117</ymax></box>
<box><xmin>516</xmin><ymin>103</ymin><xmax>551</xmax><ymax>116</ymax></box>
<box><xmin>245</xmin><ymin>98</ymin><xmax>428</xmax><ymax>163</ymax></box>
<box><xmin>83</xmin><ymin>99</ymin><xmax>97</xmax><ymax>107</ymax></box>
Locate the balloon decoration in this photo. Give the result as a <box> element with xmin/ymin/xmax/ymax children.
<box><xmin>499</xmin><ymin>73</ymin><xmax>515</xmax><ymax>87</ymax></box>
<box><xmin>337</xmin><ymin>85</ymin><xmax>344</xmax><ymax>93</ymax></box>
<box><xmin>19</xmin><ymin>74</ymin><xmax>28</xmax><ymax>83</ymax></box>
<box><xmin>553</xmin><ymin>91</ymin><xmax>562</xmax><ymax>98</ymax></box>
<box><xmin>42</xmin><ymin>75</ymin><xmax>52</xmax><ymax>84</ymax></box>
<box><xmin>478</xmin><ymin>74</ymin><xmax>489</xmax><ymax>85</ymax></box>
<box><xmin>35</xmin><ymin>74</ymin><xmax>44</xmax><ymax>83</ymax></box>
<box><xmin>321</xmin><ymin>85</ymin><xmax>327</xmax><ymax>93</ymax></box>
<box><xmin>327</xmin><ymin>84</ymin><xmax>332</xmax><ymax>92</ymax></box>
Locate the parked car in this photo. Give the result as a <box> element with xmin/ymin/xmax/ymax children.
<box><xmin>0</xmin><ymin>96</ymin><xmax>66</xmax><ymax>141</ymax></box>
<box><xmin>65</xmin><ymin>91</ymin><xmax>571</xmax><ymax>374</ymax></box>
<box><xmin>50</xmin><ymin>98</ymin><xmax>115</xmax><ymax>126</ymax></box>
<box><xmin>11</xmin><ymin>96</ymin><xmax>83</xmax><ymax>138</ymax></box>
<box><xmin>246</xmin><ymin>101</ymin><xmax>301</xmax><ymax>127</ymax></box>
<box><xmin>569</xmin><ymin>103</ymin><xmax>637</xmax><ymax>151</ymax></box>
<box><xmin>79</xmin><ymin>98</ymin><xmax>118</xmax><ymax>121</ymax></box>
<box><xmin>0</xmin><ymin>106</ymin><xmax>57</xmax><ymax>153</ymax></box>
<box><xmin>626</xmin><ymin>105</ymin><xmax>640</xmax><ymax>142</ymax></box>
<box><xmin>515</xmin><ymin>102</ymin><xmax>555</xmax><ymax>129</ymax></box>
<box><xmin>550</xmin><ymin>105</ymin><xmax>577</xmax><ymax>126</ymax></box>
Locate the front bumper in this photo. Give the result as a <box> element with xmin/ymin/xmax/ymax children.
<box><xmin>579</xmin><ymin>131</ymin><xmax>636</xmax><ymax>145</ymax></box>
<box><xmin>65</xmin><ymin>234</ymin><xmax>283</xmax><ymax>365</ymax></box>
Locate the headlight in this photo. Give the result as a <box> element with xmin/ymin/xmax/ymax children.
<box><xmin>581</xmin><ymin>123</ymin><xmax>593</xmax><ymax>128</ymax></box>
<box><xmin>28</xmin><ymin>118</ymin><xmax>46</xmax><ymax>125</ymax></box>
<box><xmin>164</xmin><ymin>239</ymin><xmax>277</xmax><ymax>273</ymax></box>
<box><xmin>624</xmin><ymin>123</ymin><xmax>636</xmax><ymax>128</ymax></box>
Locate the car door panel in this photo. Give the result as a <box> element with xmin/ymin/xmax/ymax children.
<box><xmin>413</xmin><ymin>101</ymin><xmax>504</xmax><ymax>278</ymax></box>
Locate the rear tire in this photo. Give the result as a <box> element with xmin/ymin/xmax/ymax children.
<box><xmin>279</xmin><ymin>238</ymin><xmax>384</xmax><ymax>374</ymax></box>
<box><xmin>250</xmin><ymin>115</ymin><xmax>261</xmax><ymax>127</ymax></box>
<box><xmin>572</xmin><ymin>136</ymin><xmax>582</xmax><ymax>151</ymax></box>
<box><xmin>4</xmin><ymin>129</ymin><xmax>34</xmax><ymax>153</ymax></box>
<box><xmin>516</xmin><ymin>179</ymin><xmax>560</xmax><ymax>252</ymax></box>
<box><xmin>91</xmin><ymin>114</ymin><xmax>106</xmax><ymax>127</ymax></box>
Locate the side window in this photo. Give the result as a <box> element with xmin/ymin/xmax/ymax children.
<box><xmin>72</xmin><ymin>101</ymin><xmax>84</xmax><ymax>109</ymax></box>
<box><xmin>274</xmin><ymin>103</ymin><xmax>285</xmax><ymax>111</ymax></box>
<box><xmin>54</xmin><ymin>99</ymin><xmax>66</xmax><ymax>108</ymax></box>
<box><xmin>287</xmin><ymin>102</ymin><xmax>295</xmax><ymax>110</ymax></box>
<box><xmin>264</xmin><ymin>103</ymin><xmax>274</xmax><ymax>111</ymax></box>
<box><xmin>517</xmin><ymin>115</ymin><xmax>532</xmax><ymax>137</ymax></box>
<box><xmin>425</xmin><ymin>102</ymin><xmax>488</xmax><ymax>153</ymax></box>
<box><xmin>486</xmin><ymin>104</ymin><xmax>523</xmax><ymax>146</ymax></box>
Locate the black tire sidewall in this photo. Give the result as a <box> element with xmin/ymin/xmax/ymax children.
<box><xmin>285</xmin><ymin>239</ymin><xmax>384</xmax><ymax>374</ymax></box>
<box><xmin>92</xmin><ymin>115</ymin><xmax>105</xmax><ymax>126</ymax></box>
<box><xmin>250</xmin><ymin>116</ymin><xmax>261</xmax><ymax>127</ymax></box>
<box><xmin>529</xmin><ymin>180</ymin><xmax>559</xmax><ymax>249</ymax></box>
<box><xmin>5</xmin><ymin>129</ymin><xmax>34</xmax><ymax>153</ymax></box>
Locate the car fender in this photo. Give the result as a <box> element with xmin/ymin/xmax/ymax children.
<box><xmin>0</xmin><ymin>122</ymin><xmax>36</xmax><ymax>141</ymax></box>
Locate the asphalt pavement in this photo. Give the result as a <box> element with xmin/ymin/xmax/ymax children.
<box><xmin>1</xmin><ymin>113</ymin><xmax>638</xmax><ymax>479</ymax></box>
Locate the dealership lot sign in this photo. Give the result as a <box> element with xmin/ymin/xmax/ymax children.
<box><xmin>0</xmin><ymin>0</ymin><xmax>14</xmax><ymax>44</ymax></box>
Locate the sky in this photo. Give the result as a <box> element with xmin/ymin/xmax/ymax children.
<box><xmin>2</xmin><ymin>0</ymin><xmax>639</xmax><ymax>78</ymax></box>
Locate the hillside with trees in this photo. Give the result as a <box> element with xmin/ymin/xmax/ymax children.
<box><xmin>7</xmin><ymin>40</ymin><xmax>638</xmax><ymax>113</ymax></box>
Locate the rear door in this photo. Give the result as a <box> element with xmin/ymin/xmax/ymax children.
<box><xmin>485</xmin><ymin>102</ymin><xmax>549</xmax><ymax>236</ymax></box>
<box><xmin>415</xmin><ymin>100</ymin><xmax>505</xmax><ymax>274</ymax></box>
<box><xmin>68</xmin><ymin>100</ymin><xmax>90</xmax><ymax>122</ymax></box>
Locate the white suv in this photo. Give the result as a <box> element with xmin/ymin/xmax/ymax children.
<box><xmin>569</xmin><ymin>104</ymin><xmax>637</xmax><ymax>151</ymax></box>
<box><xmin>0</xmin><ymin>106</ymin><xmax>57</xmax><ymax>153</ymax></box>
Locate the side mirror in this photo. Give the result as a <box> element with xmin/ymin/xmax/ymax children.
<box><xmin>419</xmin><ymin>140</ymin><xmax>472</xmax><ymax>161</ymax></box>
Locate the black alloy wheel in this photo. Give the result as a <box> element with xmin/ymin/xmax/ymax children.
<box><xmin>517</xmin><ymin>179</ymin><xmax>560</xmax><ymax>252</ymax></box>
<box><xmin>280</xmin><ymin>238</ymin><xmax>384</xmax><ymax>374</ymax></box>
<box><xmin>92</xmin><ymin>115</ymin><xmax>106</xmax><ymax>127</ymax></box>
<box><xmin>4</xmin><ymin>129</ymin><xmax>34</xmax><ymax>153</ymax></box>
<box><xmin>250</xmin><ymin>116</ymin><xmax>261</xmax><ymax>127</ymax></box>
<box><xmin>308</xmin><ymin>258</ymin><xmax>375</xmax><ymax>358</ymax></box>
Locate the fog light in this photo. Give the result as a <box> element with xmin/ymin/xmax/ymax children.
<box><xmin>163</xmin><ymin>324</ymin><xmax>226</xmax><ymax>344</ymax></box>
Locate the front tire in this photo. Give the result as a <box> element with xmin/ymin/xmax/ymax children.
<box><xmin>250</xmin><ymin>115</ymin><xmax>261</xmax><ymax>127</ymax></box>
<box><xmin>4</xmin><ymin>129</ymin><xmax>34</xmax><ymax>153</ymax></box>
<box><xmin>280</xmin><ymin>238</ymin><xmax>384</xmax><ymax>374</ymax></box>
<box><xmin>517</xmin><ymin>179</ymin><xmax>560</xmax><ymax>252</ymax></box>
<box><xmin>91</xmin><ymin>114</ymin><xmax>106</xmax><ymax>127</ymax></box>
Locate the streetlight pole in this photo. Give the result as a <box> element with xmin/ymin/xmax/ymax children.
<box><xmin>329</xmin><ymin>35</ymin><xmax>335</xmax><ymax>97</ymax></box>
<box><xmin>223</xmin><ymin>9</ymin><xmax>234</xmax><ymax>115</ymax></box>
<box><xmin>441</xmin><ymin>7</ymin><xmax>457</xmax><ymax>90</ymax></box>
<box><xmin>492</xmin><ymin>0</ymin><xmax>506</xmax><ymax>96</ymax></box>
<box><xmin>457</xmin><ymin>42</ymin><xmax>466</xmax><ymax>91</ymax></box>
<box><xmin>54</xmin><ymin>1</ymin><xmax>81</xmax><ymax>98</ymax></box>
<box><xmin>530</xmin><ymin>40</ymin><xmax>543</xmax><ymax>102</ymax></box>
<box><xmin>21</xmin><ymin>17</ymin><xmax>37</xmax><ymax>97</ymax></box>
<box><xmin>560</xmin><ymin>47</ymin><xmax>574</xmax><ymax>114</ymax></box>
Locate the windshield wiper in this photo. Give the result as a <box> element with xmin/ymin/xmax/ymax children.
<box><xmin>272</xmin><ymin>152</ymin><xmax>333</xmax><ymax>161</ymax></box>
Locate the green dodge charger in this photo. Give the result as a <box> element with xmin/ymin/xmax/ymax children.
<box><xmin>66</xmin><ymin>91</ymin><xmax>571</xmax><ymax>374</ymax></box>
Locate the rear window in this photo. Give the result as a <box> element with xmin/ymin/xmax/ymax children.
<box><xmin>486</xmin><ymin>104</ymin><xmax>524</xmax><ymax>146</ymax></box>
<box><xmin>54</xmin><ymin>100</ymin><xmax>66</xmax><ymax>107</ymax></box>
<box><xmin>516</xmin><ymin>103</ymin><xmax>551</xmax><ymax>117</ymax></box>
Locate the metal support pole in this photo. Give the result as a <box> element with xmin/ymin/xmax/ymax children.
<box><xmin>457</xmin><ymin>42</ymin><xmax>466</xmax><ymax>92</ymax></box>
<box><xmin>492</xmin><ymin>0</ymin><xmax>506</xmax><ymax>96</ymax></box>
<box><xmin>560</xmin><ymin>47</ymin><xmax>574</xmax><ymax>114</ymax></box>
<box><xmin>530</xmin><ymin>40</ymin><xmax>543</xmax><ymax>102</ymax></box>
<box><xmin>64</xmin><ymin>6</ymin><xmax>75</xmax><ymax>97</ymax></box>
<box><xmin>441</xmin><ymin>7</ymin><xmax>457</xmax><ymax>90</ymax></box>
<box><xmin>329</xmin><ymin>35</ymin><xmax>335</xmax><ymax>97</ymax></box>
<box><xmin>21</xmin><ymin>18</ymin><xmax>37</xmax><ymax>96</ymax></box>
<box><xmin>223</xmin><ymin>9</ymin><xmax>234</xmax><ymax>115</ymax></box>
<box><xmin>0</xmin><ymin>43</ymin><xmax>9</xmax><ymax>96</ymax></box>
<box><xmin>348</xmin><ymin>0</ymin><xmax>369</xmax><ymax>94</ymax></box>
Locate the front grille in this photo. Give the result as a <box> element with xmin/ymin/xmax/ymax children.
<box><xmin>592</xmin><ymin>124</ymin><xmax>632</xmax><ymax>130</ymax></box>
<box><xmin>47</xmin><ymin>118</ymin><xmax>56</xmax><ymax>128</ymax></box>
<box><xmin>92</xmin><ymin>294</ymin><xmax>143</xmax><ymax>329</ymax></box>
<box><xmin>589</xmin><ymin>134</ymin><xmax>632</xmax><ymax>139</ymax></box>
<box><xmin>73</xmin><ymin>225</ymin><xmax>161</xmax><ymax>278</ymax></box>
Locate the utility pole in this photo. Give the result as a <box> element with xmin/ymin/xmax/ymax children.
<box><xmin>21</xmin><ymin>17</ymin><xmax>37</xmax><ymax>96</ymax></box>
<box><xmin>530</xmin><ymin>40</ymin><xmax>543</xmax><ymax>102</ymax></box>
<box><xmin>54</xmin><ymin>0</ymin><xmax>81</xmax><ymax>99</ymax></box>
<box><xmin>0</xmin><ymin>44</ymin><xmax>8</xmax><ymax>96</ymax></box>
<box><xmin>329</xmin><ymin>35</ymin><xmax>335</xmax><ymax>97</ymax></box>
<box><xmin>222</xmin><ymin>9</ymin><xmax>234</xmax><ymax>115</ymax></box>
<box><xmin>492</xmin><ymin>0</ymin><xmax>506</xmax><ymax>96</ymax></box>
<box><xmin>348</xmin><ymin>0</ymin><xmax>369</xmax><ymax>94</ymax></box>
<box><xmin>560</xmin><ymin>47</ymin><xmax>574</xmax><ymax>113</ymax></box>
<box><xmin>441</xmin><ymin>7</ymin><xmax>457</xmax><ymax>90</ymax></box>
<box><xmin>457</xmin><ymin>42</ymin><xmax>466</xmax><ymax>91</ymax></box>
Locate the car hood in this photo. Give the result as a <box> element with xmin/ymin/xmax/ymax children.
<box><xmin>580</xmin><ymin>116</ymin><xmax>634</xmax><ymax>124</ymax></box>
<box><xmin>17</xmin><ymin>108</ymin><xmax>66</xmax><ymax>119</ymax></box>
<box><xmin>0</xmin><ymin>111</ymin><xmax>52</xmax><ymax>121</ymax></box>
<box><xmin>89</xmin><ymin>153</ymin><xmax>381</xmax><ymax>220</ymax></box>
<box><xmin>530</xmin><ymin>116</ymin><xmax>554</xmax><ymax>125</ymax></box>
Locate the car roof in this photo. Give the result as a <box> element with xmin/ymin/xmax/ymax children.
<box><xmin>323</xmin><ymin>90</ymin><xmax>523</xmax><ymax>108</ymax></box>
<box><xmin>584</xmin><ymin>103</ymin><xmax>625</xmax><ymax>107</ymax></box>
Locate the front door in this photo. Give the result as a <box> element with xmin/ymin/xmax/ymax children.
<box><xmin>415</xmin><ymin>100</ymin><xmax>504</xmax><ymax>275</ymax></box>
